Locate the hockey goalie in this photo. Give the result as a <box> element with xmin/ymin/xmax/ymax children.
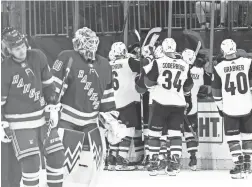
<box><xmin>51</xmin><ymin>27</ymin><xmax>127</xmax><ymax>186</ymax></box>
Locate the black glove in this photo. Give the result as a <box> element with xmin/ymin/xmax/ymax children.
<box><xmin>185</xmin><ymin>93</ymin><xmax>192</xmax><ymax>115</ymax></box>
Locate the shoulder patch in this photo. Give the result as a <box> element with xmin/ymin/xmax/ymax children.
<box><xmin>52</xmin><ymin>59</ymin><xmax>63</xmax><ymax>71</ymax></box>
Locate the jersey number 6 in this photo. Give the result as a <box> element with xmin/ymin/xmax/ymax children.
<box><xmin>112</xmin><ymin>71</ymin><xmax>119</xmax><ymax>90</ymax></box>
<box><xmin>225</xmin><ymin>72</ymin><xmax>248</xmax><ymax>95</ymax></box>
<box><xmin>162</xmin><ymin>70</ymin><xmax>182</xmax><ymax>92</ymax></box>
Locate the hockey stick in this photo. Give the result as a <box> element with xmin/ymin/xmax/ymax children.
<box><xmin>142</xmin><ymin>27</ymin><xmax>162</xmax><ymax>49</ymax></box>
<box><xmin>184</xmin><ymin>114</ymin><xmax>198</xmax><ymax>142</ymax></box>
<box><xmin>195</xmin><ymin>41</ymin><xmax>202</xmax><ymax>56</ymax></box>
<box><xmin>134</xmin><ymin>29</ymin><xmax>145</xmax><ymax>141</ymax></box>
<box><xmin>43</xmin><ymin>57</ymin><xmax>73</xmax><ymax>147</ymax></box>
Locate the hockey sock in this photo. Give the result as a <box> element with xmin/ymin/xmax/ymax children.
<box><xmin>185</xmin><ymin>132</ymin><xmax>198</xmax><ymax>153</ymax></box>
<box><xmin>159</xmin><ymin>136</ymin><xmax>167</xmax><ymax>160</ymax></box>
<box><xmin>133</xmin><ymin>132</ymin><xmax>144</xmax><ymax>160</ymax></box>
<box><xmin>168</xmin><ymin>130</ymin><xmax>182</xmax><ymax>158</ymax></box>
<box><xmin>46</xmin><ymin>150</ymin><xmax>64</xmax><ymax>187</ymax></box>
<box><xmin>148</xmin><ymin>136</ymin><xmax>160</xmax><ymax>159</ymax></box>
<box><xmin>109</xmin><ymin>143</ymin><xmax>119</xmax><ymax>158</ymax></box>
<box><xmin>166</xmin><ymin>137</ymin><xmax>171</xmax><ymax>156</ymax></box>
<box><xmin>227</xmin><ymin>140</ymin><xmax>242</xmax><ymax>162</ymax></box>
<box><xmin>118</xmin><ymin>136</ymin><xmax>132</xmax><ymax>158</ymax></box>
<box><xmin>241</xmin><ymin>133</ymin><xmax>252</xmax><ymax>156</ymax></box>
<box><xmin>20</xmin><ymin>154</ymin><xmax>40</xmax><ymax>187</ymax></box>
<box><xmin>144</xmin><ymin>135</ymin><xmax>149</xmax><ymax>156</ymax></box>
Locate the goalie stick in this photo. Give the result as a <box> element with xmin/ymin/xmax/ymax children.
<box><xmin>43</xmin><ymin>57</ymin><xmax>73</xmax><ymax>148</ymax></box>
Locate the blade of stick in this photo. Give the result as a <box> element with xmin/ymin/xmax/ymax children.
<box><xmin>195</xmin><ymin>41</ymin><xmax>202</xmax><ymax>56</ymax></box>
<box><xmin>134</xmin><ymin>29</ymin><xmax>141</xmax><ymax>42</ymax></box>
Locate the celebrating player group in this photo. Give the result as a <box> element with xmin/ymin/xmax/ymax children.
<box><xmin>1</xmin><ymin>25</ymin><xmax>252</xmax><ymax>187</ymax></box>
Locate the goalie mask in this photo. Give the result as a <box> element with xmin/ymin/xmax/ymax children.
<box><xmin>72</xmin><ymin>27</ymin><xmax>99</xmax><ymax>61</ymax></box>
<box><xmin>220</xmin><ymin>39</ymin><xmax>237</xmax><ymax>57</ymax></box>
<box><xmin>154</xmin><ymin>45</ymin><xmax>164</xmax><ymax>59</ymax></box>
<box><xmin>162</xmin><ymin>38</ymin><xmax>176</xmax><ymax>53</ymax></box>
<box><xmin>182</xmin><ymin>49</ymin><xmax>196</xmax><ymax>65</ymax></box>
<box><xmin>111</xmin><ymin>42</ymin><xmax>128</xmax><ymax>58</ymax></box>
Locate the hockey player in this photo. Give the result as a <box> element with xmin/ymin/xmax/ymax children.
<box><xmin>51</xmin><ymin>27</ymin><xmax>116</xmax><ymax>185</ymax></box>
<box><xmin>212</xmin><ymin>39</ymin><xmax>252</xmax><ymax>179</ymax></box>
<box><xmin>182</xmin><ymin>49</ymin><xmax>211</xmax><ymax>171</ymax></box>
<box><xmin>1</xmin><ymin>27</ymin><xmax>22</xmax><ymax>187</ymax></box>
<box><xmin>144</xmin><ymin>38</ymin><xmax>193</xmax><ymax>176</ymax></box>
<box><xmin>1</xmin><ymin>28</ymin><xmax>65</xmax><ymax>187</ymax></box>
<box><xmin>107</xmin><ymin>41</ymin><xmax>143</xmax><ymax>171</ymax></box>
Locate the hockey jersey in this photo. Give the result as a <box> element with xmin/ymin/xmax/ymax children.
<box><xmin>109</xmin><ymin>57</ymin><xmax>140</xmax><ymax>109</ymax></box>
<box><xmin>144</xmin><ymin>55</ymin><xmax>193</xmax><ymax>106</ymax></box>
<box><xmin>1</xmin><ymin>49</ymin><xmax>56</xmax><ymax>129</ymax></box>
<box><xmin>212</xmin><ymin>57</ymin><xmax>252</xmax><ymax>116</ymax></box>
<box><xmin>52</xmin><ymin>50</ymin><xmax>116</xmax><ymax>126</ymax></box>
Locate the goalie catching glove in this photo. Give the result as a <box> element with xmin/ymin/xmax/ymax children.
<box><xmin>1</xmin><ymin>121</ymin><xmax>12</xmax><ymax>143</ymax></box>
<box><xmin>44</xmin><ymin>103</ymin><xmax>62</xmax><ymax>128</ymax></box>
<box><xmin>99</xmin><ymin>111</ymin><xmax>134</xmax><ymax>145</ymax></box>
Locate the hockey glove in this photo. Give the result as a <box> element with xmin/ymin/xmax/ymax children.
<box><xmin>184</xmin><ymin>93</ymin><xmax>192</xmax><ymax>115</ymax></box>
<box><xmin>44</xmin><ymin>103</ymin><xmax>62</xmax><ymax>128</ymax></box>
<box><xmin>1</xmin><ymin>121</ymin><xmax>12</xmax><ymax>143</ymax></box>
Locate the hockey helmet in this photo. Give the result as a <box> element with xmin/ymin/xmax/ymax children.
<box><xmin>2</xmin><ymin>28</ymin><xmax>26</xmax><ymax>49</ymax></box>
<box><xmin>182</xmin><ymin>48</ymin><xmax>196</xmax><ymax>65</ymax></box>
<box><xmin>108</xmin><ymin>50</ymin><xmax>116</xmax><ymax>61</ymax></box>
<box><xmin>220</xmin><ymin>39</ymin><xmax>237</xmax><ymax>57</ymax></box>
<box><xmin>72</xmin><ymin>27</ymin><xmax>99</xmax><ymax>61</ymax></box>
<box><xmin>111</xmin><ymin>42</ymin><xmax>127</xmax><ymax>58</ymax></box>
<box><xmin>154</xmin><ymin>45</ymin><xmax>164</xmax><ymax>59</ymax></box>
<box><xmin>162</xmin><ymin>38</ymin><xmax>176</xmax><ymax>53</ymax></box>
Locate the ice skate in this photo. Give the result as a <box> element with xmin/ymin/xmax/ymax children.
<box><xmin>157</xmin><ymin>155</ymin><xmax>167</xmax><ymax>175</ymax></box>
<box><xmin>135</xmin><ymin>155</ymin><xmax>146</xmax><ymax>170</ymax></box>
<box><xmin>230</xmin><ymin>156</ymin><xmax>244</xmax><ymax>179</ymax></box>
<box><xmin>115</xmin><ymin>155</ymin><xmax>135</xmax><ymax>171</ymax></box>
<box><xmin>244</xmin><ymin>155</ymin><xmax>251</xmax><ymax>178</ymax></box>
<box><xmin>107</xmin><ymin>154</ymin><xmax>116</xmax><ymax>171</ymax></box>
<box><xmin>148</xmin><ymin>154</ymin><xmax>159</xmax><ymax>176</ymax></box>
<box><xmin>188</xmin><ymin>153</ymin><xmax>197</xmax><ymax>171</ymax></box>
<box><xmin>165</xmin><ymin>154</ymin><xmax>180</xmax><ymax>176</ymax></box>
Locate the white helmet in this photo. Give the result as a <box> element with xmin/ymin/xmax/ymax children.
<box><xmin>72</xmin><ymin>27</ymin><xmax>99</xmax><ymax>61</ymax></box>
<box><xmin>154</xmin><ymin>45</ymin><xmax>164</xmax><ymax>59</ymax></box>
<box><xmin>220</xmin><ymin>39</ymin><xmax>237</xmax><ymax>57</ymax></box>
<box><xmin>162</xmin><ymin>38</ymin><xmax>176</xmax><ymax>53</ymax></box>
<box><xmin>111</xmin><ymin>42</ymin><xmax>127</xmax><ymax>57</ymax></box>
<box><xmin>108</xmin><ymin>50</ymin><xmax>115</xmax><ymax>61</ymax></box>
<box><xmin>182</xmin><ymin>49</ymin><xmax>196</xmax><ymax>65</ymax></box>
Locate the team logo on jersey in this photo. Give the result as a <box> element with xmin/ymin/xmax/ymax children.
<box><xmin>21</xmin><ymin>63</ymin><xmax>27</xmax><ymax>68</ymax></box>
<box><xmin>25</xmin><ymin>68</ymin><xmax>35</xmax><ymax>77</ymax></box>
<box><xmin>78</xmin><ymin>70</ymin><xmax>100</xmax><ymax>110</ymax></box>
<box><xmin>52</xmin><ymin>59</ymin><xmax>63</xmax><ymax>71</ymax></box>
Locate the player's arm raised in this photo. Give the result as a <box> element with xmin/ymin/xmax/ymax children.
<box><xmin>211</xmin><ymin>66</ymin><xmax>223</xmax><ymax>116</ymax></box>
<box><xmin>184</xmin><ymin>68</ymin><xmax>194</xmax><ymax>114</ymax></box>
<box><xmin>144</xmin><ymin>60</ymin><xmax>159</xmax><ymax>88</ymax></box>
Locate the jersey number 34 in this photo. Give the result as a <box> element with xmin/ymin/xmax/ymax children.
<box><xmin>162</xmin><ymin>70</ymin><xmax>182</xmax><ymax>92</ymax></box>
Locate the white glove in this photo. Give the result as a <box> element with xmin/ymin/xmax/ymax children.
<box><xmin>44</xmin><ymin>103</ymin><xmax>62</xmax><ymax>128</ymax></box>
<box><xmin>1</xmin><ymin>121</ymin><xmax>12</xmax><ymax>143</ymax></box>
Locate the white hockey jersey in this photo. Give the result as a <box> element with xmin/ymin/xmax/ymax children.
<box><xmin>144</xmin><ymin>55</ymin><xmax>193</xmax><ymax>106</ymax></box>
<box><xmin>212</xmin><ymin>57</ymin><xmax>252</xmax><ymax>116</ymax></box>
<box><xmin>188</xmin><ymin>66</ymin><xmax>204</xmax><ymax>115</ymax></box>
<box><xmin>109</xmin><ymin>57</ymin><xmax>140</xmax><ymax>109</ymax></box>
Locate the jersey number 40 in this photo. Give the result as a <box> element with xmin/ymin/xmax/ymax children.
<box><xmin>162</xmin><ymin>70</ymin><xmax>182</xmax><ymax>92</ymax></box>
<box><xmin>225</xmin><ymin>72</ymin><xmax>248</xmax><ymax>95</ymax></box>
